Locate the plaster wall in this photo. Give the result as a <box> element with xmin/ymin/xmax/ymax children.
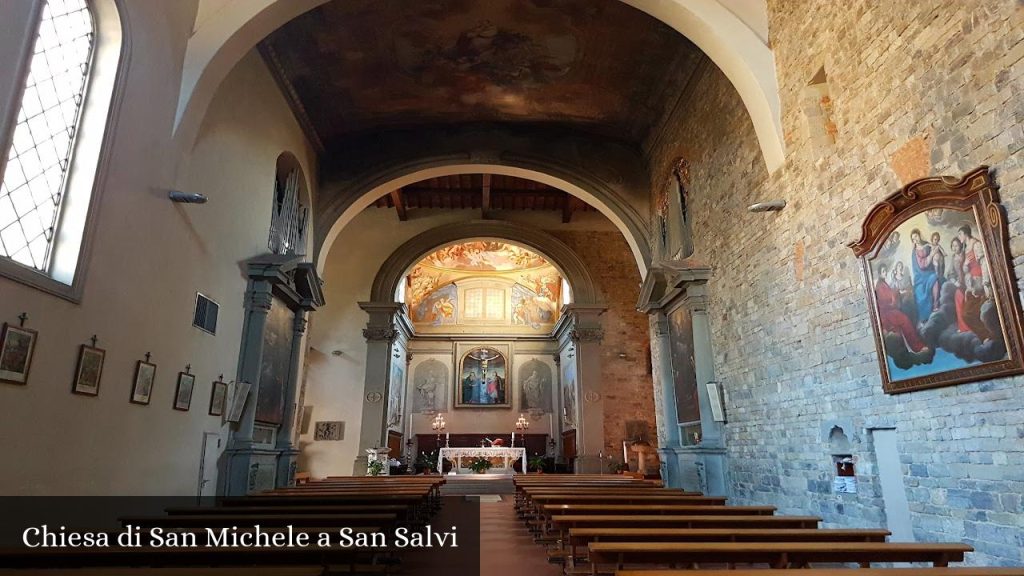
<box><xmin>0</xmin><ymin>0</ymin><xmax>316</xmax><ymax>495</ymax></box>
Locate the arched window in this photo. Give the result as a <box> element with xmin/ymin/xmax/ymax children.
<box><xmin>0</xmin><ymin>0</ymin><xmax>122</xmax><ymax>296</ymax></box>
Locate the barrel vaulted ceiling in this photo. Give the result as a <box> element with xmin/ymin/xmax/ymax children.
<box><xmin>260</xmin><ymin>0</ymin><xmax>706</xmax><ymax>151</ymax></box>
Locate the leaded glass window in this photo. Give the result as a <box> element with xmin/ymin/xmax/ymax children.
<box><xmin>0</xmin><ymin>0</ymin><xmax>94</xmax><ymax>271</ymax></box>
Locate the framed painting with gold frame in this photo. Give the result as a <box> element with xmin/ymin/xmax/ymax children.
<box><xmin>848</xmin><ymin>166</ymin><xmax>1024</xmax><ymax>393</ymax></box>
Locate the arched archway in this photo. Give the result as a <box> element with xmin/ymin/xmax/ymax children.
<box><xmin>173</xmin><ymin>0</ymin><xmax>784</xmax><ymax>172</ymax></box>
<box><xmin>316</xmin><ymin>161</ymin><xmax>651</xmax><ymax>278</ymax></box>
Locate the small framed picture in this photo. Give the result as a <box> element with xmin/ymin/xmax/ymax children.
<box><xmin>173</xmin><ymin>372</ymin><xmax>196</xmax><ymax>411</ymax></box>
<box><xmin>0</xmin><ymin>323</ymin><xmax>38</xmax><ymax>385</ymax></box>
<box><xmin>209</xmin><ymin>380</ymin><xmax>227</xmax><ymax>416</ymax></box>
<box><xmin>72</xmin><ymin>345</ymin><xmax>105</xmax><ymax>396</ymax></box>
<box><xmin>130</xmin><ymin>361</ymin><xmax>157</xmax><ymax>405</ymax></box>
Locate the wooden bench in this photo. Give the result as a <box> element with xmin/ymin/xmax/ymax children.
<box><xmin>0</xmin><ymin>544</ymin><xmax>400</xmax><ymax>572</ymax></box>
<box><xmin>614</xmin><ymin>569</ymin><xmax>1024</xmax><ymax>576</ymax></box>
<box><xmin>561</xmin><ymin>528</ymin><xmax>890</xmax><ymax>568</ymax></box>
<box><xmin>120</xmin><ymin>513</ymin><xmax>398</xmax><ymax>529</ymax></box>
<box><xmin>587</xmin><ymin>541</ymin><xmax>973</xmax><ymax>574</ymax></box>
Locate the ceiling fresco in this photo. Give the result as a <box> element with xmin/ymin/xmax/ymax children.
<box><xmin>261</xmin><ymin>0</ymin><xmax>705</xmax><ymax>147</ymax></box>
<box><xmin>419</xmin><ymin>241</ymin><xmax>550</xmax><ymax>272</ymax></box>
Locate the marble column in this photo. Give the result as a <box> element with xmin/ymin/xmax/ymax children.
<box><xmin>221</xmin><ymin>279</ymin><xmax>273</xmax><ymax>496</ymax></box>
<box><xmin>568</xmin><ymin>305</ymin><xmax>606</xmax><ymax>473</ymax></box>
<box><xmin>355</xmin><ymin>302</ymin><xmax>403</xmax><ymax>475</ymax></box>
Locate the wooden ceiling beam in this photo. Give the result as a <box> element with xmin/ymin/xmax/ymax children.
<box><xmin>481</xmin><ymin>173</ymin><xmax>492</xmax><ymax>219</ymax></box>
<box><xmin>389</xmin><ymin>188</ymin><xmax>407</xmax><ymax>221</ymax></box>
<box><xmin>562</xmin><ymin>193</ymin><xmax>574</xmax><ymax>223</ymax></box>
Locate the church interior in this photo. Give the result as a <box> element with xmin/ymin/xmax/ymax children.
<box><xmin>1</xmin><ymin>0</ymin><xmax>1023</xmax><ymax>573</ymax></box>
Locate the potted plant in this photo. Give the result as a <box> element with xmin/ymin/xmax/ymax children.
<box><xmin>468</xmin><ymin>457</ymin><xmax>493</xmax><ymax>474</ymax></box>
<box><xmin>415</xmin><ymin>451</ymin><xmax>438</xmax><ymax>474</ymax></box>
<box><xmin>367</xmin><ymin>460</ymin><xmax>385</xmax><ymax>476</ymax></box>
<box><xmin>527</xmin><ymin>455</ymin><xmax>547</xmax><ymax>473</ymax></box>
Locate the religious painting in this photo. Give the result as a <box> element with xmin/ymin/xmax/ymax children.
<box><xmin>410</xmin><ymin>283</ymin><xmax>457</xmax><ymax>326</ymax></box>
<box><xmin>560</xmin><ymin>353</ymin><xmax>577</xmax><ymax>429</ymax></box>
<box><xmin>209</xmin><ymin>379</ymin><xmax>228</xmax><ymax>416</ymax></box>
<box><xmin>412</xmin><ymin>358</ymin><xmax>448</xmax><ymax>413</ymax></box>
<box><xmin>255</xmin><ymin>297</ymin><xmax>295</xmax><ymax>425</ymax></box>
<box><xmin>668</xmin><ymin>305</ymin><xmax>700</xmax><ymax>432</ymax></box>
<box><xmin>406</xmin><ymin>241</ymin><xmax>563</xmax><ymax>333</ymax></box>
<box><xmin>173</xmin><ymin>372</ymin><xmax>195</xmax><ymax>411</ymax></box>
<box><xmin>511</xmin><ymin>284</ymin><xmax>558</xmax><ymax>329</ymax></box>
<box><xmin>0</xmin><ymin>323</ymin><xmax>37</xmax><ymax>385</ymax></box>
<box><xmin>71</xmin><ymin>345</ymin><xmax>105</xmax><ymax>396</ymax></box>
<box><xmin>456</xmin><ymin>346</ymin><xmax>509</xmax><ymax>408</ymax></box>
<box><xmin>518</xmin><ymin>358</ymin><xmax>553</xmax><ymax>413</ymax></box>
<box><xmin>849</xmin><ymin>167</ymin><xmax>1024</xmax><ymax>394</ymax></box>
<box><xmin>129</xmin><ymin>360</ymin><xmax>157</xmax><ymax>405</ymax></box>
<box><xmin>387</xmin><ymin>358</ymin><xmax>405</xmax><ymax>431</ymax></box>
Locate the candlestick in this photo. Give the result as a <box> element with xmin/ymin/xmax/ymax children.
<box><xmin>511</xmin><ymin>431</ymin><xmax>515</xmax><ymax>447</ymax></box>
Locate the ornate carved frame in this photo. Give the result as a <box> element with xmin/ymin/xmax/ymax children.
<box><xmin>848</xmin><ymin>166</ymin><xmax>1024</xmax><ymax>394</ymax></box>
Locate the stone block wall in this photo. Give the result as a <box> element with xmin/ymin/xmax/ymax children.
<box><xmin>552</xmin><ymin>231</ymin><xmax>657</xmax><ymax>463</ymax></box>
<box><xmin>645</xmin><ymin>0</ymin><xmax>1024</xmax><ymax>565</ymax></box>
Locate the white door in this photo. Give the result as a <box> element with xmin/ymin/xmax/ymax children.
<box><xmin>198</xmin><ymin>432</ymin><xmax>221</xmax><ymax>497</ymax></box>
<box><xmin>871</xmin><ymin>428</ymin><xmax>914</xmax><ymax>542</ymax></box>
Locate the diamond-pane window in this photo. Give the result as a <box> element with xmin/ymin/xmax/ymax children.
<box><xmin>0</xmin><ymin>0</ymin><xmax>94</xmax><ymax>272</ymax></box>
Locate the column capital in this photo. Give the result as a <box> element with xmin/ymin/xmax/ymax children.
<box><xmin>247</xmin><ymin>289</ymin><xmax>274</xmax><ymax>312</ymax></box>
<box><xmin>571</xmin><ymin>327</ymin><xmax>605</xmax><ymax>343</ymax></box>
<box><xmin>362</xmin><ymin>326</ymin><xmax>398</xmax><ymax>343</ymax></box>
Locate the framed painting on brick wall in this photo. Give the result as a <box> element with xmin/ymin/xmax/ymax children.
<box><xmin>849</xmin><ymin>166</ymin><xmax>1024</xmax><ymax>394</ymax></box>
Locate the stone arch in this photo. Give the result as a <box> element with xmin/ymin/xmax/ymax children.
<box><xmin>173</xmin><ymin>0</ymin><xmax>784</xmax><ymax>172</ymax></box>
<box><xmin>316</xmin><ymin>160</ymin><xmax>651</xmax><ymax>278</ymax></box>
<box><xmin>370</xmin><ymin>220</ymin><xmax>602</xmax><ymax>307</ymax></box>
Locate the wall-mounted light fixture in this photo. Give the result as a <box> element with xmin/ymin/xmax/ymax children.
<box><xmin>168</xmin><ymin>190</ymin><xmax>208</xmax><ymax>204</ymax></box>
<box><xmin>748</xmin><ymin>200</ymin><xmax>786</xmax><ymax>212</ymax></box>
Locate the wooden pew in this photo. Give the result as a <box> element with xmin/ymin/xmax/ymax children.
<box><xmin>120</xmin><ymin>513</ymin><xmax>397</xmax><ymax>529</ymax></box>
<box><xmin>548</xmin><ymin>514</ymin><xmax>821</xmax><ymax>554</ymax></box>
<box><xmin>165</xmin><ymin>505</ymin><xmax>413</xmax><ymax>523</ymax></box>
<box><xmin>538</xmin><ymin>504</ymin><xmax>774</xmax><ymax>537</ymax></box>
<box><xmin>0</xmin><ymin>567</ymin><xmax>327</xmax><ymax>576</ymax></box>
<box><xmin>614</xmin><ymin>569</ymin><xmax>1024</xmax><ymax>576</ymax></box>
<box><xmin>587</xmin><ymin>541</ymin><xmax>974</xmax><ymax>574</ymax></box>
<box><xmin>0</xmin><ymin>544</ymin><xmax>400</xmax><ymax>573</ymax></box>
<box><xmin>562</xmin><ymin>528</ymin><xmax>890</xmax><ymax>568</ymax></box>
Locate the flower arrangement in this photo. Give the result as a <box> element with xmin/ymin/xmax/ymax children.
<box><xmin>468</xmin><ymin>457</ymin><xmax>494</xmax><ymax>474</ymax></box>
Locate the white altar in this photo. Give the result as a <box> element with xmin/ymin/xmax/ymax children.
<box><xmin>438</xmin><ymin>447</ymin><xmax>527</xmax><ymax>474</ymax></box>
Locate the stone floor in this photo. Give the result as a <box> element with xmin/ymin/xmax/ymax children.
<box><xmin>480</xmin><ymin>496</ymin><xmax>561</xmax><ymax>576</ymax></box>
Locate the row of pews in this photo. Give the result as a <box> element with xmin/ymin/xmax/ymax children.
<box><xmin>513</xmin><ymin>474</ymin><xmax>1023</xmax><ymax>576</ymax></box>
<box><xmin>1</xmin><ymin>475</ymin><xmax>445</xmax><ymax>575</ymax></box>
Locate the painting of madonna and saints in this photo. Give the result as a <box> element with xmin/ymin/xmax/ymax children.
<box><xmin>854</xmin><ymin>168</ymin><xmax>1024</xmax><ymax>393</ymax></box>
<box><xmin>456</xmin><ymin>347</ymin><xmax>509</xmax><ymax>407</ymax></box>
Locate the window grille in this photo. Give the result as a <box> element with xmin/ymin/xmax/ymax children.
<box><xmin>0</xmin><ymin>0</ymin><xmax>95</xmax><ymax>271</ymax></box>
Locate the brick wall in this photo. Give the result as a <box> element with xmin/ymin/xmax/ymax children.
<box><xmin>646</xmin><ymin>0</ymin><xmax>1024</xmax><ymax>565</ymax></box>
<box><xmin>552</xmin><ymin>230</ymin><xmax>657</xmax><ymax>461</ymax></box>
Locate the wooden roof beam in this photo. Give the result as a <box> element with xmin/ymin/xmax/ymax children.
<box><xmin>390</xmin><ymin>188</ymin><xmax>407</xmax><ymax>221</ymax></box>
<box><xmin>562</xmin><ymin>193</ymin><xmax>574</xmax><ymax>223</ymax></box>
<box><xmin>481</xmin><ymin>173</ymin><xmax>492</xmax><ymax>219</ymax></box>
